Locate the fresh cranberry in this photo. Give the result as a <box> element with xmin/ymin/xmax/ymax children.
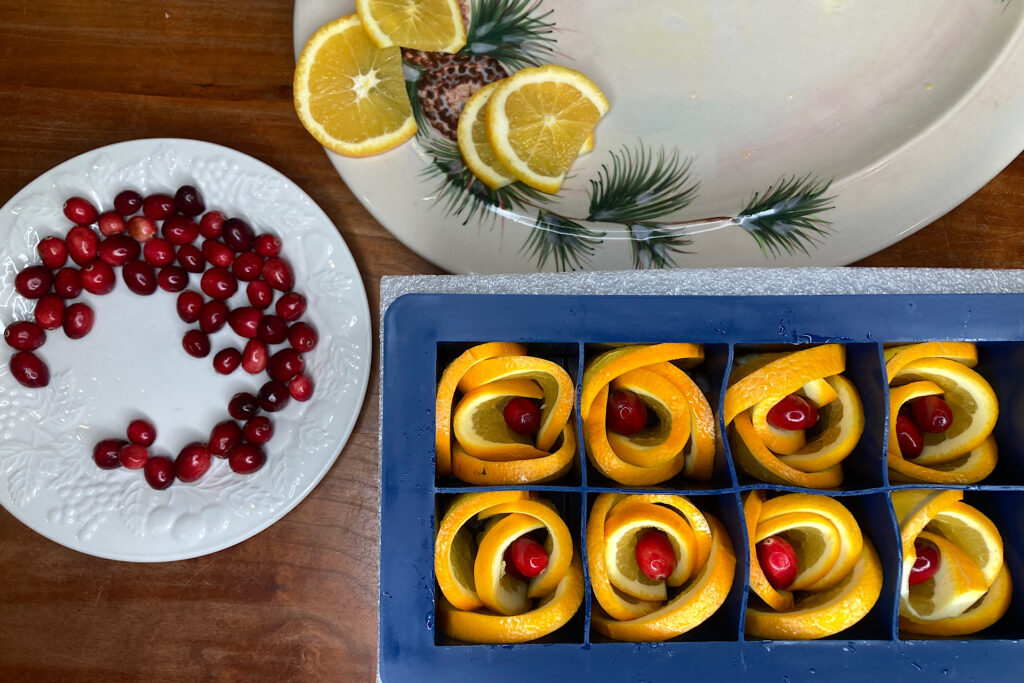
<box><xmin>97</xmin><ymin>211</ymin><xmax>127</xmax><ymax>237</ymax></box>
<box><xmin>288</xmin><ymin>374</ymin><xmax>313</xmax><ymax>401</ymax></box>
<box><xmin>228</xmin><ymin>442</ymin><xmax>266</xmax><ymax>474</ymax></box>
<box><xmin>267</xmin><ymin>348</ymin><xmax>304</xmax><ymax>382</ymax></box>
<box><xmin>144</xmin><ymin>456</ymin><xmax>175</xmax><ymax>490</ymax></box>
<box><xmin>15</xmin><ymin>265</ymin><xmax>53</xmax><ymax>299</ymax></box>
<box><xmin>911</xmin><ymin>396</ymin><xmax>953</xmax><ymax>434</ymax></box>
<box><xmin>228</xmin><ymin>307</ymin><xmax>261</xmax><ymax>339</ymax></box>
<box><xmin>128</xmin><ymin>216</ymin><xmax>157</xmax><ymax>242</ymax></box>
<box><xmin>97</xmin><ymin>234</ymin><xmax>140</xmax><ymax>266</ymax></box>
<box><xmin>118</xmin><ymin>443</ymin><xmax>149</xmax><ymax>470</ymax></box>
<box><xmin>63</xmin><ymin>196</ymin><xmax>98</xmax><ymax>225</ymax></box>
<box><xmin>93</xmin><ymin>438</ymin><xmax>126</xmax><ymax>470</ymax></box>
<box><xmin>122</xmin><ymin>260</ymin><xmax>158</xmax><ymax>295</ymax></box>
<box><xmin>258</xmin><ymin>380</ymin><xmax>290</xmax><ymax>412</ymax></box>
<box><xmin>242</xmin><ymin>339</ymin><xmax>268</xmax><ymax>373</ymax></box>
<box><xmin>113</xmin><ymin>190</ymin><xmax>143</xmax><ymax>216</ymax></box>
<box><xmin>198</xmin><ymin>211</ymin><xmax>225</xmax><ymax>239</ymax></box>
<box><xmin>635</xmin><ymin>529</ymin><xmax>676</xmax><ymax>581</ymax></box>
<box><xmin>53</xmin><ymin>267</ymin><xmax>82</xmax><ymax>299</ymax></box>
<box><xmin>63</xmin><ymin>302</ymin><xmax>94</xmax><ymax>339</ymax></box>
<box><xmin>199</xmin><ymin>300</ymin><xmax>230</xmax><ymax>334</ymax></box>
<box><xmin>908</xmin><ymin>540</ymin><xmax>941</xmax><ymax>586</ymax></box>
<box><xmin>66</xmin><ymin>226</ymin><xmax>99</xmax><ymax>265</ymax></box>
<box><xmin>176</xmin><ymin>291</ymin><xmax>204</xmax><ymax>323</ymax></box>
<box><xmin>175</xmin><ymin>442</ymin><xmax>211</xmax><ymax>483</ymax></box>
<box><xmin>158</xmin><ymin>266</ymin><xmax>188</xmax><ymax>292</ymax></box>
<box><xmin>36</xmin><ymin>236</ymin><xmax>67</xmax><ymax>269</ymax></box>
<box><xmin>174</xmin><ymin>185</ymin><xmax>205</xmax><ymax>217</ymax></box>
<box><xmin>127</xmin><ymin>418</ymin><xmax>156</xmax><ymax>446</ymax></box>
<box><xmin>607</xmin><ymin>390</ymin><xmax>647</xmax><ymax>435</ymax></box>
<box><xmin>895</xmin><ymin>413</ymin><xmax>924</xmax><ymax>459</ymax></box>
<box><xmin>162</xmin><ymin>215</ymin><xmax>199</xmax><ymax>246</ymax></box>
<box><xmin>80</xmin><ymin>260</ymin><xmax>116</xmax><ymax>295</ymax></box>
<box><xmin>4</xmin><ymin>321</ymin><xmax>45</xmax><ymax>351</ymax></box>
<box><xmin>213</xmin><ymin>347</ymin><xmax>242</xmax><ymax>375</ymax></box>
<box><xmin>176</xmin><ymin>244</ymin><xmax>205</xmax><ymax>273</ymax></box>
<box><xmin>756</xmin><ymin>535</ymin><xmax>799</xmax><ymax>589</ymax></box>
<box><xmin>288</xmin><ymin>322</ymin><xmax>318</xmax><ymax>353</ymax></box>
<box><xmin>228</xmin><ymin>392</ymin><xmax>260</xmax><ymax>421</ymax></box>
<box><xmin>231</xmin><ymin>252</ymin><xmax>263</xmax><ymax>282</ymax></box>
<box><xmin>243</xmin><ymin>416</ymin><xmax>274</xmax><ymax>445</ymax></box>
<box><xmin>202</xmin><ymin>239</ymin><xmax>234</xmax><ymax>268</ymax></box>
<box><xmin>200</xmin><ymin>267</ymin><xmax>237</xmax><ymax>299</ymax></box>
<box><xmin>143</xmin><ymin>237</ymin><xmax>175</xmax><ymax>266</ymax></box>
<box><xmin>209</xmin><ymin>420</ymin><xmax>242</xmax><ymax>457</ymax></box>
<box><xmin>246</xmin><ymin>280</ymin><xmax>273</xmax><ymax>309</ymax></box>
<box><xmin>182</xmin><ymin>329</ymin><xmax>211</xmax><ymax>358</ymax></box>
<box><xmin>33</xmin><ymin>295</ymin><xmax>64</xmax><ymax>330</ymax></box>
<box><xmin>221</xmin><ymin>218</ymin><xmax>254</xmax><ymax>252</ymax></box>
<box><xmin>142</xmin><ymin>193</ymin><xmax>175</xmax><ymax>221</ymax></box>
<box><xmin>254</xmin><ymin>233</ymin><xmax>281</xmax><ymax>257</ymax></box>
<box><xmin>275</xmin><ymin>293</ymin><xmax>306</xmax><ymax>321</ymax></box>
<box><xmin>10</xmin><ymin>351</ymin><xmax>49</xmax><ymax>387</ymax></box>
<box><xmin>766</xmin><ymin>394</ymin><xmax>819</xmax><ymax>431</ymax></box>
<box><xmin>504</xmin><ymin>536</ymin><xmax>549</xmax><ymax>580</ymax></box>
<box><xmin>257</xmin><ymin>315</ymin><xmax>289</xmax><ymax>345</ymax></box>
<box><xmin>502</xmin><ymin>397</ymin><xmax>541</xmax><ymax>436</ymax></box>
<box><xmin>261</xmin><ymin>256</ymin><xmax>294</xmax><ymax>291</ymax></box>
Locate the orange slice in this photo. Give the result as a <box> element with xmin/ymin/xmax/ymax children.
<box><xmin>355</xmin><ymin>0</ymin><xmax>466</xmax><ymax>53</ymax></box>
<box><xmin>886</xmin><ymin>343</ymin><xmax>998</xmax><ymax>484</ymax></box>
<box><xmin>892</xmin><ymin>489</ymin><xmax>1011</xmax><ymax>636</ymax></box>
<box><xmin>581</xmin><ymin>345</ymin><xmax>714</xmax><ymax>486</ymax></box>
<box><xmin>587</xmin><ymin>493</ymin><xmax>733</xmax><ymax>641</ymax></box>
<box><xmin>724</xmin><ymin>345</ymin><xmax>863</xmax><ymax>487</ymax></box>
<box><xmin>436</xmin><ymin>342</ymin><xmax>526</xmax><ymax>477</ymax></box>
<box><xmin>293</xmin><ymin>15</ymin><xmax>417</xmax><ymax>157</ymax></box>
<box><xmin>743</xmin><ymin>491</ymin><xmax>881</xmax><ymax>639</ymax></box>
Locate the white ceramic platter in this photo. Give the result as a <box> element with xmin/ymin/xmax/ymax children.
<box><xmin>294</xmin><ymin>0</ymin><xmax>1024</xmax><ymax>273</ymax></box>
<box><xmin>0</xmin><ymin>139</ymin><xmax>372</xmax><ymax>561</ymax></box>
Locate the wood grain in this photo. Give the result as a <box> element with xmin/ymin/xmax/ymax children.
<box><xmin>0</xmin><ymin>1</ymin><xmax>1020</xmax><ymax>681</ymax></box>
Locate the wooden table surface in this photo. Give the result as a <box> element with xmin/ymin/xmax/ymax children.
<box><xmin>0</xmin><ymin>2</ymin><xmax>1021</xmax><ymax>681</ymax></box>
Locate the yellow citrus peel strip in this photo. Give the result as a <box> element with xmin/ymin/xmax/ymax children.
<box><xmin>892</xmin><ymin>489</ymin><xmax>1011</xmax><ymax>636</ymax></box>
<box><xmin>587</xmin><ymin>493</ymin><xmax>734</xmax><ymax>641</ymax></box>
<box><xmin>886</xmin><ymin>343</ymin><xmax>998</xmax><ymax>484</ymax></box>
<box><xmin>723</xmin><ymin>345</ymin><xmax>864</xmax><ymax>488</ymax></box>
<box><xmin>581</xmin><ymin>345</ymin><xmax>715</xmax><ymax>486</ymax></box>
<box><xmin>743</xmin><ymin>491</ymin><xmax>882</xmax><ymax>640</ymax></box>
<box><xmin>435</xmin><ymin>491</ymin><xmax>584</xmax><ymax>643</ymax></box>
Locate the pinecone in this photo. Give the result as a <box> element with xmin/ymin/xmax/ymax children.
<box><xmin>413</xmin><ymin>53</ymin><xmax>508</xmax><ymax>141</ymax></box>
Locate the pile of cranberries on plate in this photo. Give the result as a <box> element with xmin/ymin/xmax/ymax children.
<box><xmin>5</xmin><ymin>186</ymin><xmax>319</xmax><ymax>490</ymax></box>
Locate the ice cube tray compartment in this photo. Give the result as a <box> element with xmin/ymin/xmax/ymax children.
<box><xmin>381</xmin><ymin>293</ymin><xmax>1024</xmax><ymax>682</ymax></box>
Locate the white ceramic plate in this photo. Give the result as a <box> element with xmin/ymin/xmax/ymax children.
<box><xmin>294</xmin><ymin>0</ymin><xmax>1024</xmax><ymax>273</ymax></box>
<box><xmin>0</xmin><ymin>139</ymin><xmax>372</xmax><ymax>561</ymax></box>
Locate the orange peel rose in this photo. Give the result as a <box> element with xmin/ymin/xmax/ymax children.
<box><xmin>580</xmin><ymin>344</ymin><xmax>715</xmax><ymax>486</ymax></box>
<box><xmin>436</xmin><ymin>343</ymin><xmax>576</xmax><ymax>485</ymax></box>
<box><xmin>892</xmin><ymin>489</ymin><xmax>1011</xmax><ymax>636</ymax></box>
<box><xmin>434</xmin><ymin>491</ymin><xmax>584</xmax><ymax>644</ymax></box>
<box><xmin>742</xmin><ymin>490</ymin><xmax>882</xmax><ymax>639</ymax></box>
<box><xmin>586</xmin><ymin>493</ymin><xmax>735</xmax><ymax>641</ymax></box>
<box><xmin>724</xmin><ymin>344</ymin><xmax>864</xmax><ymax>488</ymax></box>
<box><xmin>885</xmin><ymin>342</ymin><xmax>998</xmax><ymax>484</ymax></box>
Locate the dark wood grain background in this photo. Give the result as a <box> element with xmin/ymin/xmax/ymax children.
<box><xmin>0</xmin><ymin>2</ymin><xmax>1021</xmax><ymax>681</ymax></box>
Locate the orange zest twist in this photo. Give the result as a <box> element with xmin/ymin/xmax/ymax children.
<box><xmin>434</xmin><ymin>491</ymin><xmax>584</xmax><ymax>644</ymax></box>
<box><xmin>742</xmin><ymin>491</ymin><xmax>882</xmax><ymax>640</ymax></box>
<box><xmin>885</xmin><ymin>342</ymin><xmax>998</xmax><ymax>484</ymax></box>
<box><xmin>587</xmin><ymin>493</ymin><xmax>735</xmax><ymax>641</ymax></box>
<box><xmin>723</xmin><ymin>344</ymin><xmax>864</xmax><ymax>488</ymax></box>
<box><xmin>892</xmin><ymin>489</ymin><xmax>1011</xmax><ymax>636</ymax></box>
<box><xmin>580</xmin><ymin>344</ymin><xmax>715</xmax><ymax>486</ymax></box>
<box><xmin>435</xmin><ymin>343</ymin><xmax>576</xmax><ymax>485</ymax></box>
